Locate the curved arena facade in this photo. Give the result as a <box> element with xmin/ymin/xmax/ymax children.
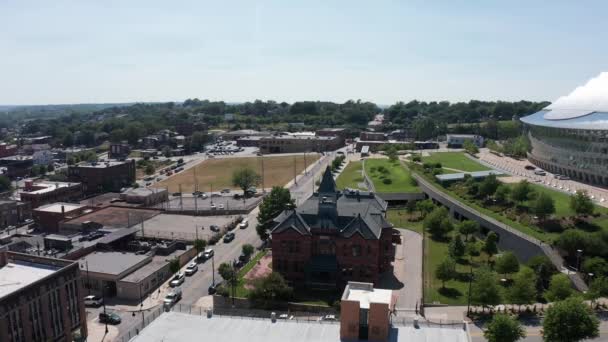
<box><xmin>520</xmin><ymin>110</ymin><xmax>608</xmax><ymax>185</ymax></box>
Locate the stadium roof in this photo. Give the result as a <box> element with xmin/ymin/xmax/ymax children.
<box><xmin>520</xmin><ymin>110</ymin><xmax>608</xmax><ymax>130</ymax></box>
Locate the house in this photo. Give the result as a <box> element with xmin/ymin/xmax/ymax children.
<box><xmin>271</xmin><ymin>167</ymin><xmax>399</xmax><ymax>289</ymax></box>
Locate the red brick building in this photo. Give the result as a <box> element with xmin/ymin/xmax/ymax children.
<box><xmin>68</xmin><ymin>160</ymin><xmax>136</xmax><ymax>194</ymax></box>
<box><xmin>271</xmin><ymin>167</ymin><xmax>399</xmax><ymax>289</ymax></box>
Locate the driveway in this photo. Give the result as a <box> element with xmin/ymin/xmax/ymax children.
<box><xmin>378</xmin><ymin>229</ymin><xmax>422</xmax><ymax>315</ymax></box>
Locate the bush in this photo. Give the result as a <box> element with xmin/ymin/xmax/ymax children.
<box><xmin>382</xmin><ymin>178</ymin><xmax>392</xmax><ymax>184</ymax></box>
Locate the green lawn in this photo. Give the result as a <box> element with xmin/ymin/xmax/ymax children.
<box><xmin>387</xmin><ymin>209</ymin><xmax>424</xmax><ymax>234</ymax></box>
<box><xmin>364</xmin><ymin>159</ymin><xmax>419</xmax><ymax>193</ymax></box>
<box><xmin>231</xmin><ymin>250</ymin><xmax>268</xmax><ymax>298</ymax></box>
<box><xmin>335</xmin><ymin>161</ymin><xmax>365</xmax><ymax>190</ymax></box>
<box><xmin>422</xmin><ymin>152</ymin><xmax>491</xmax><ymax>172</ymax></box>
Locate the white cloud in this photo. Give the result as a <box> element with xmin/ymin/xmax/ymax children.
<box><xmin>544</xmin><ymin>72</ymin><xmax>608</xmax><ymax>119</ymax></box>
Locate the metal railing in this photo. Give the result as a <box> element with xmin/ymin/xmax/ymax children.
<box><xmin>114</xmin><ymin>306</ymin><xmax>164</xmax><ymax>342</ymax></box>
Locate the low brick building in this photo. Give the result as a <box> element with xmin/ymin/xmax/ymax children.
<box><xmin>68</xmin><ymin>160</ymin><xmax>136</xmax><ymax>194</ymax></box>
<box><xmin>0</xmin><ymin>251</ymin><xmax>87</xmax><ymax>342</ymax></box>
<box><xmin>0</xmin><ymin>200</ymin><xmax>31</xmax><ymax>229</ymax></box>
<box><xmin>259</xmin><ymin>135</ymin><xmax>342</xmax><ymax>154</ymax></box>
<box><xmin>340</xmin><ymin>282</ymin><xmax>395</xmax><ymax>341</ymax></box>
<box><xmin>271</xmin><ymin>167</ymin><xmax>399</xmax><ymax>289</ymax></box>
<box><xmin>32</xmin><ymin>202</ymin><xmax>89</xmax><ymax>234</ymax></box>
<box><xmin>19</xmin><ymin>180</ymin><xmax>83</xmax><ymax>209</ymax></box>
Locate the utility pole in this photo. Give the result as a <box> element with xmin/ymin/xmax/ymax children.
<box><xmin>179</xmin><ymin>184</ymin><xmax>183</xmax><ymax>210</ymax></box>
<box><xmin>293</xmin><ymin>155</ymin><xmax>297</xmax><ymax>185</ymax></box>
<box><xmin>466</xmin><ymin>259</ymin><xmax>473</xmax><ymax>316</ymax></box>
<box><xmin>140</xmin><ymin>215</ymin><xmax>145</xmax><ymax>238</ymax></box>
<box><xmin>304</xmin><ymin>152</ymin><xmax>307</xmax><ymax>175</ymax></box>
<box><xmin>261</xmin><ymin>156</ymin><xmax>265</xmax><ymax>193</ymax></box>
<box><xmin>211</xmin><ymin>253</ymin><xmax>216</xmax><ymax>285</ymax></box>
<box><xmin>195</xmin><ymin>224</ymin><xmax>198</xmax><ymax>242</ymax></box>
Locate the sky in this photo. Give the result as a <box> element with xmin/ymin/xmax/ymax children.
<box><xmin>1</xmin><ymin>0</ymin><xmax>608</xmax><ymax>105</ymax></box>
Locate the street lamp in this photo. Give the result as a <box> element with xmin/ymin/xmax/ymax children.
<box><xmin>466</xmin><ymin>262</ymin><xmax>473</xmax><ymax>316</ymax></box>
<box><xmin>80</xmin><ymin>261</ymin><xmax>91</xmax><ymax>295</ymax></box>
<box><xmin>576</xmin><ymin>249</ymin><xmax>583</xmax><ymax>272</ymax></box>
<box><xmin>102</xmin><ymin>284</ymin><xmax>109</xmax><ymax>334</ymax></box>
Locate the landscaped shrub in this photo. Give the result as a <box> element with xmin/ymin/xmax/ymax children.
<box><xmin>382</xmin><ymin>178</ymin><xmax>392</xmax><ymax>184</ymax></box>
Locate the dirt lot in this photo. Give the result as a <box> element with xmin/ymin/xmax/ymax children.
<box><xmin>153</xmin><ymin>154</ymin><xmax>319</xmax><ymax>193</ymax></box>
<box><xmin>139</xmin><ymin>213</ymin><xmax>239</xmax><ymax>241</ymax></box>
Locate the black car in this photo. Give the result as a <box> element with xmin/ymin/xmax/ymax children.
<box><xmin>99</xmin><ymin>312</ymin><xmax>121</xmax><ymax>325</ymax></box>
<box><xmin>524</xmin><ymin>165</ymin><xmax>535</xmax><ymax>170</ymax></box>
<box><xmin>208</xmin><ymin>284</ymin><xmax>217</xmax><ymax>295</ymax></box>
<box><xmin>210</xmin><ymin>225</ymin><xmax>220</xmax><ymax>232</ymax></box>
<box><xmin>223</xmin><ymin>232</ymin><xmax>235</xmax><ymax>243</ymax></box>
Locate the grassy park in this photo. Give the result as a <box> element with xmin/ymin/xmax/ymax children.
<box><xmin>364</xmin><ymin>158</ymin><xmax>419</xmax><ymax>193</ymax></box>
<box><xmin>335</xmin><ymin>161</ymin><xmax>365</xmax><ymax>190</ymax></box>
<box><xmin>154</xmin><ymin>154</ymin><xmax>319</xmax><ymax>193</ymax></box>
<box><xmin>422</xmin><ymin>152</ymin><xmax>490</xmax><ymax>173</ymax></box>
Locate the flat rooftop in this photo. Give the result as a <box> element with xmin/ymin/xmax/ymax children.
<box><xmin>63</xmin><ymin>206</ymin><xmax>161</xmax><ymax>228</ymax></box>
<box><xmin>345</xmin><ymin>288</ymin><xmax>393</xmax><ymax>309</ymax></box>
<box><xmin>133</xmin><ymin>312</ymin><xmax>469</xmax><ymax>342</ymax></box>
<box><xmin>119</xmin><ymin>250</ymin><xmax>183</xmax><ymax>283</ymax></box>
<box><xmin>74</xmin><ymin>160</ymin><xmax>131</xmax><ymax>168</ymax></box>
<box><xmin>79</xmin><ymin>251</ymin><xmax>149</xmax><ymax>276</ymax></box>
<box><xmin>35</xmin><ymin>202</ymin><xmax>86</xmax><ymax>213</ymax></box>
<box><xmin>20</xmin><ymin>181</ymin><xmax>80</xmax><ymax>195</ymax></box>
<box><xmin>0</xmin><ymin>260</ymin><xmax>61</xmax><ymax>299</ymax></box>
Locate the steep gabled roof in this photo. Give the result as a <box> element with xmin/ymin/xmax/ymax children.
<box><xmin>271</xmin><ymin>210</ymin><xmax>311</xmax><ymax>236</ymax></box>
<box><xmin>317</xmin><ymin>166</ymin><xmax>337</xmax><ymax>194</ymax></box>
<box><xmin>341</xmin><ymin>213</ymin><xmax>380</xmax><ymax>239</ymax></box>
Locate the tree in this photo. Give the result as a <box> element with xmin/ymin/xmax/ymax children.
<box><xmin>145</xmin><ymin>164</ymin><xmax>155</xmax><ymax>175</ymax></box>
<box><xmin>482</xmin><ymin>232</ymin><xmax>499</xmax><ymax>262</ymax></box>
<box><xmin>510</xmin><ymin>180</ymin><xmax>531</xmax><ymax>205</ymax></box>
<box><xmin>449</xmin><ymin>235</ymin><xmax>466</xmax><ymax>259</ymax></box>
<box><xmin>194</xmin><ymin>239</ymin><xmax>206</xmax><ymax>254</ymax></box>
<box><xmin>587</xmin><ymin>276</ymin><xmax>608</xmax><ymax>302</ymax></box>
<box><xmin>218</xmin><ymin>262</ymin><xmax>237</xmax><ymax>286</ymax></box>
<box><xmin>471</xmin><ymin>268</ymin><xmax>501</xmax><ymax>310</ymax></box>
<box><xmin>527</xmin><ymin>255</ymin><xmax>558</xmax><ymax>292</ymax></box>
<box><xmin>495</xmin><ymin>184</ymin><xmax>511</xmax><ymax>203</ymax></box>
<box><xmin>424</xmin><ymin>207</ymin><xmax>452</xmax><ymax>239</ymax></box>
<box><xmin>545</xmin><ymin>273</ymin><xmax>573</xmax><ymax>302</ymax></box>
<box><xmin>582</xmin><ymin>257</ymin><xmax>608</xmax><ymax>278</ymax></box>
<box><xmin>47</xmin><ymin>163</ymin><xmax>55</xmax><ymax>172</ymax></box>
<box><xmin>386</xmin><ymin>145</ymin><xmax>398</xmax><ymax>162</ymax></box>
<box><xmin>463</xmin><ymin>140</ymin><xmax>479</xmax><ymax>155</ymax></box>
<box><xmin>495</xmin><ymin>252</ymin><xmax>520</xmax><ymax>278</ymax></box>
<box><xmin>416</xmin><ymin>199</ymin><xmax>435</xmax><ymax>218</ymax></box>
<box><xmin>190</xmin><ymin>131</ymin><xmax>209</xmax><ymax>152</ymax></box>
<box><xmin>248</xmin><ymin>272</ymin><xmax>293</xmax><ymax>309</ymax></box>
<box><xmin>232</xmin><ymin>166</ymin><xmax>261</xmax><ymax>194</ymax></box>
<box><xmin>169</xmin><ymin>257</ymin><xmax>180</xmax><ymax>275</ymax></box>
<box><xmin>162</xmin><ymin>146</ymin><xmax>172</xmax><ymax>158</ymax></box>
<box><xmin>542</xmin><ymin>297</ymin><xmax>599</xmax><ymax>342</ymax></box>
<box><xmin>242</xmin><ymin>244</ymin><xmax>255</xmax><ymax>259</ymax></box>
<box><xmin>484</xmin><ymin>314</ymin><xmax>526</xmax><ymax>342</ymax></box>
<box><xmin>478</xmin><ymin>174</ymin><xmax>500</xmax><ymax>199</ymax></box>
<box><xmin>533</xmin><ymin>192</ymin><xmax>555</xmax><ymax>223</ymax></box>
<box><xmin>570</xmin><ymin>190</ymin><xmax>594</xmax><ymax>217</ymax></box>
<box><xmin>435</xmin><ymin>258</ymin><xmax>457</xmax><ymax>288</ymax></box>
<box><xmin>554</xmin><ymin>229</ymin><xmax>587</xmax><ymax>257</ymax></box>
<box><xmin>0</xmin><ymin>176</ymin><xmax>11</xmax><ymax>192</ymax></box>
<box><xmin>507</xmin><ymin>268</ymin><xmax>537</xmax><ymax>309</ymax></box>
<box><xmin>256</xmin><ymin>187</ymin><xmax>295</xmax><ymax>240</ymax></box>
<box><xmin>458</xmin><ymin>220</ymin><xmax>479</xmax><ymax>241</ymax></box>
<box><xmin>405</xmin><ymin>200</ymin><xmax>416</xmax><ymax>214</ymax></box>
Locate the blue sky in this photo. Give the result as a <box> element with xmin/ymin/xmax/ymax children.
<box><xmin>1</xmin><ymin>0</ymin><xmax>607</xmax><ymax>105</ymax></box>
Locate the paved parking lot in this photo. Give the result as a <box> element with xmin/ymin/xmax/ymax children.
<box><xmin>139</xmin><ymin>213</ymin><xmax>239</xmax><ymax>241</ymax></box>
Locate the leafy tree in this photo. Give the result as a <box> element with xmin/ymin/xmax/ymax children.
<box><xmin>478</xmin><ymin>174</ymin><xmax>500</xmax><ymax>199</ymax></box>
<box><xmin>554</xmin><ymin>229</ymin><xmax>587</xmax><ymax>257</ymax></box>
<box><xmin>471</xmin><ymin>268</ymin><xmax>501</xmax><ymax>310</ymax></box>
<box><xmin>542</xmin><ymin>297</ymin><xmax>599</xmax><ymax>342</ymax></box>
<box><xmin>416</xmin><ymin>199</ymin><xmax>435</xmax><ymax>218</ymax></box>
<box><xmin>248</xmin><ymin>272</ymin><xmax>293</xmax><ymax>309</ymax></box>
<box><xmin>507</xmin><ymin>268</ymin><xmax>537</xmax><ymax>309</ymax></box>
<box><xmin>424</xmin><ymin>207</ymin><xmax>452</xmax><ymax>239</ymax></box>
<box><xmin>194</xmin><ymin>239</ymin><xmax>206</xmax><ymax>254</ymax></box>
<box><xmin>162</xmin><ymin>146</ymin><xmax>172</xmax><ymax>157</ymax></box>
<box><xmin>495</xmin><ymin>252</ymin><xmax>520</xmax><ymax>278</ymax></box>
<box><xmin>545</xmin><ymin>273</ymin><xmax>573</xmax><ymax>302</ymax></box>
<box><xmin>527</xmin><ymin>256</ymin><xmax>557</xmax><ymax>292</ymax></box>
<box><xmin>256</xmin><ymin>187</ymin><xmax>295</xmax><ymax>241</ymax></box>
<box><xmin>435</xmin><ymin>258</ymin><xmax>457</xmax><ymax>288</ymax></box>
<box><xmin>570</xmin><ymin>190</ymin><xmax>594</xmax><ymax>217</ymax></box>
<box><xmin>63</xmin><ymin>132</ymin><xmax>74</xmax><ymax>147</ymax></box>
<box><xmin>458</xmin><ymin>220</ymin><xmax>479</xmax><ymax>241</ymax></box>
<box><xmin>242</xmin><ymin>244</ymin><xmax>255</xmax><ymax>259</ymax></box>
<box><xmin>495</xmin><ymin>184</ymin><xmax>511</xmax><ymax>203</ymax></box>
<box><xmin>482</xmin><ymin>232</ymin><xmax>499</xmax><ymax>262</ymax></box>
<box><xmin>586</xmin><ymin>276</ymin><xmax>608</xmax><ymax>302</ymax></box>
<box><xmin>533</xmin><ymin>192</ymin><xmax>555</xmax><ymax>222</ymax></box>
<box><xmin>463</xmin><ymin>140</ymin><xmax>479</xmax><ymax>155</ymax></box>
<box><xmin>484</xmin><ymin>314</ymin><xmax>526</xmax><ymax>342</ymax></box>
<box><xmin>582</xmin><ymin>257</ymin><xmax>608</xmax><ymax>278</ymax></box>
<box><xmin>232</xmin><ymin>166</ymin><xmax>261</xmax><ymax>194</ymax></box>
<box><xmin>510</xmin><ymin>180</ymin><xmax>531</xmax><ymax>205</ymax></box>
<box><xmin>449</xmin><ymin>235</ymin><xmax>466</xmax><ymax>259</ymax></box>
<box><xmin>145</xmin><ymin>164</ymin><xmax>155</xmax><ymax>175</ymax></box>
<box><xmin>386</xmin><ymin>145</ymin><xmax>398</xmax><ymax>162</ymax></box>
<box><xmin>405</xmin><ymin>200</ymin><xmax>416</xmax><ymax>214</ymax></box>
<box><xmin>218</xmin><ymin>262</ymin><xmax>237</xmax><ymax>286</ymax></box>
<box><xmin>169</xmin><ymin>257</ymin><xmax>180</xmax><ymax>275</ymax></box>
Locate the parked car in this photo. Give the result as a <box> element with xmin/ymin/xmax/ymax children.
<box><xmin>221</xmin><ymin>188</ymin><xmax>231</xmax><ymax>194</ymax></box>
<box><xmin>233</xmin><ymin>259</ymin><xmax>243</xmax><ymax>268</ymax></box>
<box><xmin>524</xmin><ymin>165</ymin><xmax>536</xmax><ymax>170</ymax></box>
<box><xmin>84</xmin><ymin>295</ymin><xmax>103</xmax><ymax>307</ymax></box>
<box><xmin>210</xmin><ymin>203</ymin><xmax>217</xmax><ymax>210</ymax></box>
<box><xmin>99</xmin><ymin>312</ymin><xmax>121</xmax><ymax>325</ymax></box>
<box><xmin>172</xmin><ymin>192</ymin><xmax>181</xmax><ymax>196</ymax></box>
<box><xmin>534</xmin><ymin>169</ymin><xmax>546</xmax><ymax>176</ymax></box>
<box><xmin>218</xmin><ymin>203</ymin><xmax>225</xmax><ymax>210</ymax></box>
<box><xmin>199</xmin><ymin>193</ymin><xmax>208</xmax><ymax>199</ymax></box>
<box><xmin>163</xmin><ymin>288</ymin><xmax>182</xmax><ymax>307</ymax></box>
<box><xmin>170</xmin><ymin>273</ymin><xmax>185</xmax><ymax>287</ymax></box>
<box><xmin>203</xmin><ymin>248</ymin><xmax>214</xmax><ymax>260</ymax></box>
<box><xmin>185</xmin><ymin>262</ymin><xmax>198</xmax><ymax>276</ymax></box>
<box><xmin>208</xmin><ymin>284</ymin><xmax>217</xmax><ymax>295</ymax></box>
<box><xmin>223</xmin><ymin>232</ymin><xmax>235</xmax><ymax>243</ymax></box>
<box><xmin>239</xmin><ymin>219</ymin><xmax>249</xmax><ymax>229</ymax></box>
<box><xmin>210</xmin><ymin>225</ymin><xmax>220</xmax><ymax>232</ymax></box>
